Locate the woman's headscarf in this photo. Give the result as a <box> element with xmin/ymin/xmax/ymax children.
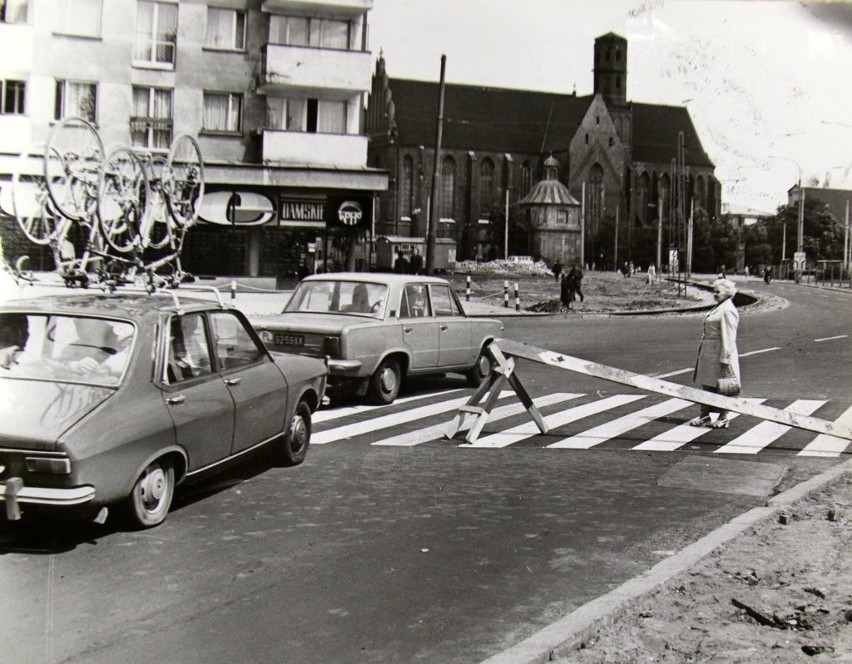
<box><xmin>713</xmin><ymin>278</ymin><xmax>737</xmax><ymax>299</ymax></box>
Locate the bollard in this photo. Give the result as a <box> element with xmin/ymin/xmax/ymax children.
<box><xmin>230</xmin><ymin>280</ymin><xmax>237</xmax><ymax>301</ymax></box>
<box><xmin>466</xmin><ymin>275</ymin><xmax>471</xmax><ymax>301</ymax></box>
<box><xmin>514</xmin><ymin>282</ymin><xmax>519</xmax><ymax>311</ymax></box>
<box><xmin>503</xmin><ymin>280</ymin><xmax>509</xmax><ymax>308</ymax></box>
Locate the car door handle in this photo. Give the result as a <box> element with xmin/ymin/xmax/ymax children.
<box><xmin>440</xmin><ymin>325</ymin><xmax>448</xmax><ymax>331</ymax></box>
<box><xmin>403</xmin><ymin>326</ymin><xmax>413</xmax><ymax>333</ymax></box>
<box><xmin>225</xmin><ymin>377</ymin><xmax>242</xmax><ymax>386</ymax></box>
<box><xmin>167</xmin><ymin>395</ymin><xmax>186</xmax><ymax>405</ymax></box>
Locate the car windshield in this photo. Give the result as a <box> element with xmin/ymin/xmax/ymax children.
<box><xmin>284</xmin><ymin>280</ymin><xmax>388</xmax><ymax>318</ymax></box>
<box><xmin>0</xmin><ymin>313</ymin><xmax>134</xmax><ymax>387</ymax></box>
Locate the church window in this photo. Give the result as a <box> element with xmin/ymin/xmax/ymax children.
<box><xmin>479</xmin><ymin>158</ymin><xmax>494</xmax><ymax>215</ymax></box>
<box><xmin>401</xmin><ymin>155</ymin><xmax>414</xmax><ymax>217</ymax></box>
<box><xmin>440</xmin><ymin>156</ymin><xmax>456</xmax><ymax>220</ymax></box>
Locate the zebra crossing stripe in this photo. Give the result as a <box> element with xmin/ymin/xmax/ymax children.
<box><xmin>312</xmin><ymin>391</ymin><xmax>514</xmax><ymax>445</ymax></box>
<box><xmin>469</xmin><ymin>394</ymin><xmax>646</xmax><ymax>449</ymax></box>
<box><xmin>313</xmin><ymin>389</ymin><xmax>461</xmax><ymax>424</ymax></box>
<box><xmin>632</xmin><ymin>399</ymin><xmax>766</xmax><ymax>451</ymax></box>
<box><xmin>547</xmin><ymin>398</ymin><xmax>693</xmax><ymax>449</ymax></box>
<box><xmin>798</xmin><ymin>405</ymin><xmax>852</xmax><ymax>457</ymax></box>
<box><xmin>371</xmin><ymin>393</ymin><xmax>582</xmax><ymax>447</ymax></box>
<box><xmin>715</xmin><ymin>399</ymin><xmax>826</xmax><ymax>455</ymax></box>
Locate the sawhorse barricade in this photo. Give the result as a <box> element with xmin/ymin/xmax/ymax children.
<box><xmin>446</xmin><ymin>339</ymin><xmax>852</xmax><ymax>444</ymax></box>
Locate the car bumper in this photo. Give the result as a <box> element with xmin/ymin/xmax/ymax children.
<box><xmin>327</xmin><ymin>358</ymin><xmax>363</xmax><ymax>375</ymax></box>
<box><xmin>1</xmin><ymin>477</ymin><xmax>96</xmax><ymax>520</ymax></box>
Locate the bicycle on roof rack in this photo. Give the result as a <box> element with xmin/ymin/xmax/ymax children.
<box><xmin>10</xmin><ymin>116</ymin><xmax>205</xmax><ymax>291</ymax></box>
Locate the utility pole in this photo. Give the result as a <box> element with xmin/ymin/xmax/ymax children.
<box><xmin>426</xmin><ymin>55</ymin><xmax>446</xmax><ymax>275</ymax></box>
<box><xmin>656</xmin><ymin>191</ymin><xmax>663</xmax><ymax>273</ymax></box>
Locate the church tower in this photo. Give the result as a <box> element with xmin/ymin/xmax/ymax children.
<box><xmin>593</xmin><ymin>33</ymin><xmax>628</xmax><ymax>108</ymax></box>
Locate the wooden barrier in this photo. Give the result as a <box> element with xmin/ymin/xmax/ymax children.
<box><xmin>446</xmin><ymin>339</ymin><xmax>852</xmax><ymax>443</ymax></box>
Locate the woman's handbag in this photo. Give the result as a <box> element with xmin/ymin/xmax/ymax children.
<box><xmin>717</xmin><ymin>366</ymin><xmax>741</xmax><ymax>396</ymax></box>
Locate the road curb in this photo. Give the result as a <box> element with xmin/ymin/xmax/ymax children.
<box><xmin>480</xmin><ymin>458</ymin><xmax>852</xmax><ymax>664</ymax></box>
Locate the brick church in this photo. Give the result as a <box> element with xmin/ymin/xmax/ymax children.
<box><xmin>366</xmin><ymin>32</ymin><xmax>719</xmax><ymax>269</ymax></box>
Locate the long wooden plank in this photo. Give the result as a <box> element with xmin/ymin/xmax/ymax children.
<box><xmin>491</xmin><ymin>339</ymin><xmax>852</xmax><ymax>440</ymax></box>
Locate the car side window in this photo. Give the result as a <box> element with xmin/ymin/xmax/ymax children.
<box><xmin>166</xmin><ymin>314</ymin><xmax>213</xmax><ymax>384</ymax></box>
<box><xmin>430</xmin><ymin>285</ymin><xmax>460</xmax><ymax>316</ymax></box>
<box><xmin>403</xmin><ymin>284</ymin><xmax>430</xmax><ymax>318</ymax></box>
<box><xmin>210</xmin><ymin>311</ymin><xmax>264</xmax><ymax>371</ymax></box>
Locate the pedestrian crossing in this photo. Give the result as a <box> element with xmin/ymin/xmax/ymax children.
<box><xmin>311</xmin><ymin>389</ymin><xmax>852</xmax><ymax>457</ymax></box>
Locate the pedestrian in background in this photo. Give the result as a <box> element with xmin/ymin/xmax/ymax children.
<box><xmin>689</xmin><ymin>278</ymin><xmax>740</xmax><ymax>429</ymax></box>
<box><xmin>553</xmin><ymin>260</ymin><xmax>562</xmax><ymax>283</ymax></box>
<box><xmin>560</xmin><ymin>272</ymin><xmax>573</xmax><ymax>310</ymax></box>
<box><xmin>409</xmin><ymin>248</ymin><xmax>423</xmax><ymax>275</ymax></box>
<box><xmin>567</xmin><ymin>264</ymin><xmax>584</xmax><ymax>303</ymax></box>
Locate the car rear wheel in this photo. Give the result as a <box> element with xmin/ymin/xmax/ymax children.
<box><xmin>369</xmin><ymin>357</ymin><xmax>401</xmax><ymax>405</ymax></box>
<box><xmin>278</xmin><ymin>400</ymin><xmax>311</xmax><ymax>466</ymax></box>
<box><xmin>466</xmin><ymin>348</ymin><xmax>493</xmax><ymax>387</ymax></box>
<box><xmin>124</xmin><ymin>459</ymin><xmax>175</xmax><ymax>529</ymax></box>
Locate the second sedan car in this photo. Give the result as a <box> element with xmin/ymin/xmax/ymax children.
<box><xmin>254</xmin><ymin>273</ymin><xmax>504</xmax><ymax>404</ymax></box>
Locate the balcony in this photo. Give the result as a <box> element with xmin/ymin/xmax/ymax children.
<box><xmin>261</xmin><ymin>0</ymin><xmax>373</xmax><ymax>18</ymax></box>
<box><xmin>261</xmin><ymin>129</ymin><xmax>368</xmax><ymax>168</ymax></box>
<box><xmin>258</xmin><ymin>44</ymin><xmax>371</xmax><ymax>96</ymax></box>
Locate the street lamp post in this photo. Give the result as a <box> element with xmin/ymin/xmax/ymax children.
<box><xmin>769</xmin><ymin>155</ymin><xmax>804</xmax><ymax>281</ymax></box>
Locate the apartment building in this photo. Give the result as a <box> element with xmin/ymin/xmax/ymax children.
<box><xmin>0</xmin><ymin>0</ymin><xmax>387</xmax><ymax>280</ymax></box>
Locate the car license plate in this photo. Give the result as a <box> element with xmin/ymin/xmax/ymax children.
<box><xmin>274</xmin><ymin>333</ymin><xmax>304</xmax><ymax>347</ymax></box>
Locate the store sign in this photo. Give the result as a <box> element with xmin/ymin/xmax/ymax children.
<box><xmin>280</xmin><ymin>199</ymin><xmax>325</xmax><ymax>227</ymax></box>
<box><xmin>199</xmin><ymin>191</ymin><xmax>276</xmax><ymax>226</ymax></box>
<box><xmin>326</xmin><ymin>194</ymin><xmax>372</xmax><ymax>230</ymax></box>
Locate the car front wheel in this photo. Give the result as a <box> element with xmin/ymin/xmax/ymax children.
<box><xmin>124</xmin><ymin>458</ymin><xmax>175</xmax><ymax>529</ymax></box>
<box><xmin>278</xmin><ymin>400</ymin><xmax>311</xmax><ymax>466</ymax></box>
<box><xmin>466</xmin><ymin>348</ymin><xmax>493</xmax><ymax>387</ymax></box>
<box><xmin>369</xmin><ymin>358</ymin><xmax>401</xmax><ymax>405</ymax></box>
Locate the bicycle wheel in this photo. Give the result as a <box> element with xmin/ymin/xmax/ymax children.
<box><xmin>164</xmin><ymin>134</ymin><xmax>204</xmax><ymax>228</ymax></box>
<box><xmin>98</xmin><ymin>147</ymin><xmax>148</xmax><ymax>254</ymax></box>
<box><xmin>142</xmin><ymin>154</ymin><xmax>173</xmax><ymax>250</ymax></box>
<box><xmin>12</xmin><ymin>144</ymin><xmax>59</xmax><ymax>246</ymax></box>
<box><xmin>44</xmin><ymin>117</ymin><xmax>104</xmax><ymax>221</ymax></box>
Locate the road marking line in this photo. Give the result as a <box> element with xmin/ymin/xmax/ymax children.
<box><xmin>633</xmin><ymin>399</ymin><xmax>767</xmax><ymax>451</ymax></box>
<box><xmin>798</xmin><ymin>405</ymin><xmax>852</xmax><ymax>457</ymax></box>
<box><xmin>715</xmin><ymin>400</ymin><xmax>826</xmax><ymax>455</ymax></box>
<box><xmin>633</xmin><ymin>399</ymin><xmax>769</xmax><ymax>451</ymax></box>
<box><xmin>371</xmin><ymin>393</ymin><xmax>581</xmax><ymax>447</ymax></box>
<box><xmin>814</xmin><ymin>335</ymin><xmax>847</xmax><ymax>343</ymax></box>
<box><xmin>548</xmin><ymin>398</ymin><xmax>693</xmax><ymax>449</ymax></box>
<box><xmin>654</xmin><ymin>347</ymin><xmax>781</xmax><ymax>378</ymax></box>
<box><xmin>312</xmin><ymin>391</ymin><xmax>513</xmax><ymax>444</ymax></box>
<box><xmin>313</xmin><ymin>389</ymin><xmax>460</xmax><ymax>423</ymax></box>
<box><xmin>468</xmin><ymin>394</ymin><xmax>646</xmax><ymax>449</ymax></box>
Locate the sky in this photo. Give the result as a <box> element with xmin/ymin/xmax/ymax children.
<box><xmin>368</xmin><ymin>0</ymin><xmax>852</xmax><ymax>214</ymax></box>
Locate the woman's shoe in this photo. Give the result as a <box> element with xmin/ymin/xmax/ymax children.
<box><xmin>711</xmin><ymin>418</ymin><xmax>729</xmax><ymax>429</ymax></box>
<box><xmin>688</xmin><ymin>416</ymin><xmax>712</xmax><ymax>427</ymax></box>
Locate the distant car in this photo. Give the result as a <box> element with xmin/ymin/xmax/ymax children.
<box><xmin>0</xmin><ymin>291</ymin><xmax>327</xmax><ymax>528</ymax></box>
<box><xmin>254</xmin><ymin>273</ymin><xmax>504</xmax><ymax>404</ymax></box>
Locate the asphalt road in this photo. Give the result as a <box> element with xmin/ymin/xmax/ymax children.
<box><xmin>1</xmin><ymin>280</ymin><xmax>849</xmax><ymax>664</ymax></box>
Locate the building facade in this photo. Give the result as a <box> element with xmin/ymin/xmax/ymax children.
<box><xmin>367</xmin><ymin>32</ymin><xmax>720</xmax><ymax>270</ymax></box>
<box><xmin>0</xmin><ymin>0</ymin><xmax>387</xmax><ymax>281</ymax></box>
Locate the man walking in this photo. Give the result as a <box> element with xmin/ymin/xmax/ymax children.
<box><xmin>566</xmin><ymin>265</ymin><xmax>584</xmax><ymax>303</ymax></box>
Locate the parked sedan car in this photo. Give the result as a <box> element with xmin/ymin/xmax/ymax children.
<box><xmin>253</xmin><ymin>273</ymin><xmax>503</xmax><ymax>404</ymax></box>
<box><xmin>0</xmin><ymin>291</ymin><xmax>327</xmax><ymax>528</ymax></box>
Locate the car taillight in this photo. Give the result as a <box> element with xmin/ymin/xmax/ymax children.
<box><xmin>25</xmin><ymin>456</ymin><xmax>71</xmax><ymax>475</ymax></box>
<box><xmin>323</xmin><ymin>336</ymin><xmax>340</xmax><ymax>357</ymax></box>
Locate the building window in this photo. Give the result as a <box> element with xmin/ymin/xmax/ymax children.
<box><xmin>265</xmin><ymin>97</ymin><xmax>345</xmax><ymax>134</ymax></box>
<box><xmin>1</xmin><ymin>0</ymin><xmax>28</xmax><ymax>23</ymax></box>
<box><xmin>401</xmin><ymin>155</ymin><xmax>414</xmax><ymax>217</ymax></box>
<box><xmin>2</xmin><ymin>80</ymin><xmax>26</xmax><ymax>115</ymax></box>
<box><xmin>206</xmin><ymin>7</ymin><xmax>245</xmax><ymax>50</ymax></box>
<box><xmin>440</xmin><ymin>156</ymin><xmax>456</xmax><ymax>220</ymax></box>
<box><xmin>520</xmin><ymin>161</ymin><xmax>532</xmax><ymax>197</ymax></box>
<box><xmin>203</xmin><ymin>92</ymin><xmax>241</xmax><ymax>133</ymax></box>
<box><xmin>55</xmin><ymin>0</ymin><xmax>101</xmax><ymax>37</ymax></box>
<box><xmin>479</xmin><ymin>158</ymin><xmax>494</xmax><ymax>215</ymax></box>
<box><xmin>55</xmin><ymin>80</ymin><xmax>97</xmax><ymax>122</ymax></box>
<box><xmin>608</xmin><ymin>137</ymin><xmax>614</xmax><ymax>147</ymax></box>
<box><xmin>131</xmin><ymin>86</ymin><xmax>172</xmax><ymax>149</ymax></box>
<box><xmin>269</xmin><ymin>14</ymin><xmax>351</xmax><ymax>51</ymax></box>
<box><xmin>134</xmin><ymin>1</ymin><xmax>177</xmax><ymax>67</ymax></box>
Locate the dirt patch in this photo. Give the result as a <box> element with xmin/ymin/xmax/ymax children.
<box><xmin>560</xmin><ymin>471</ymin><xmax>852</xmax><ymax>663</ymax></box>
<box><xmin>449</xmin><ymin>271</ymin><xmax>713</xmax><ymax>314</ymax></box>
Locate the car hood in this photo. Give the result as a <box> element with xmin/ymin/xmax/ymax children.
<box><xmin>0</xmin><ymin>379</ymin><xmax>113</xmax><ymax>451</ymax></box>
<box><xmin>256</xmin><ymin>313</ymin><xmax>378</xmax><ymax>334</ymax></box>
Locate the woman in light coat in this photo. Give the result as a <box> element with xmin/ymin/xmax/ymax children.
<box><xmin>689</xmin><ymin>278</ymin><xmax>740</xmax><ymax>428</ymax></box>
